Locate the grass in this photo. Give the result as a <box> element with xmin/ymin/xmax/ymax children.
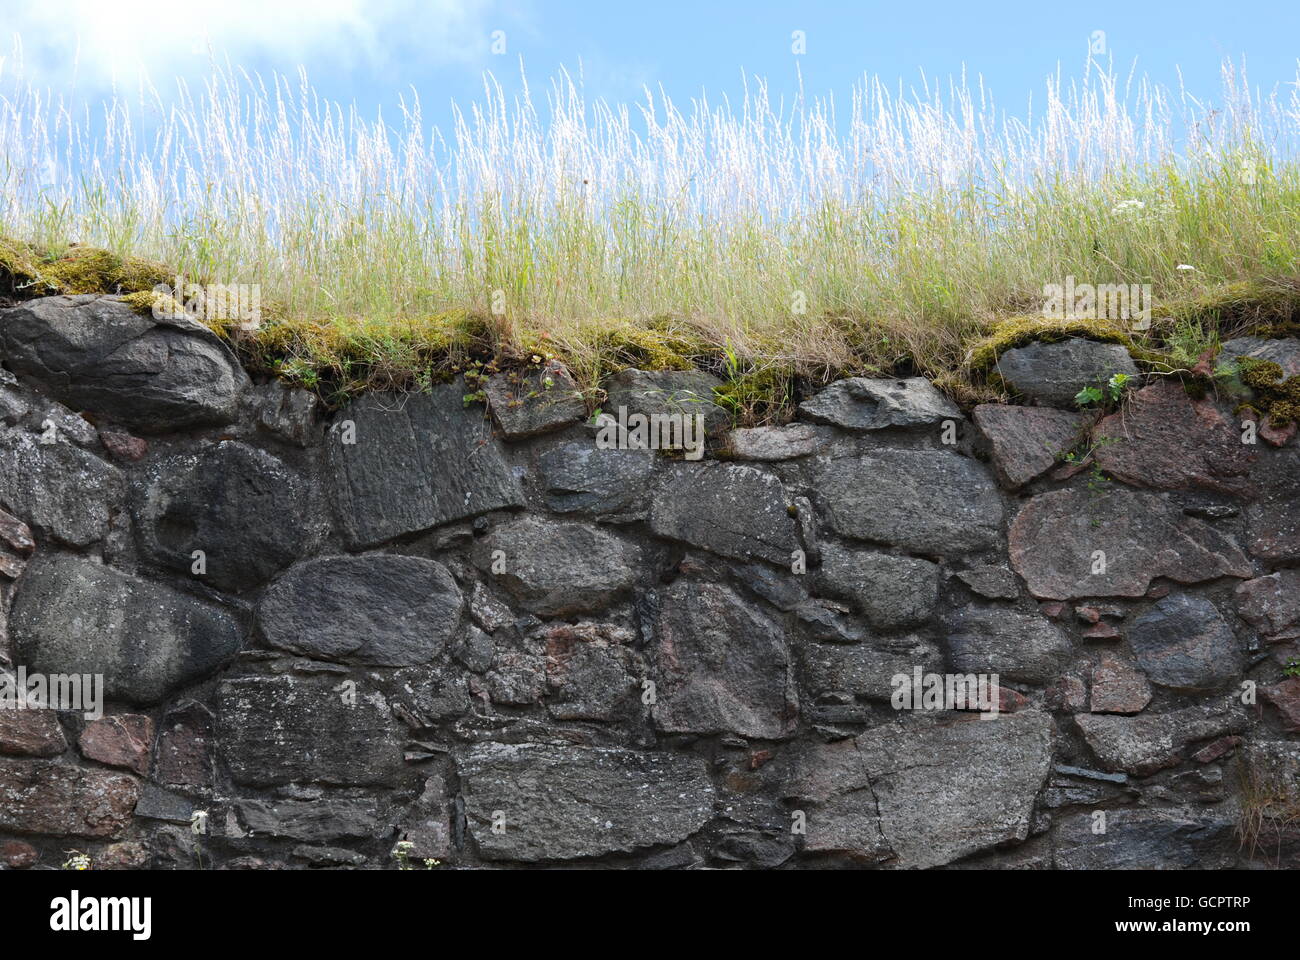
<box><xmin>1</xmin><ymin>56</ymin><xmax>1300</xmax><ymax>416</ymax></box>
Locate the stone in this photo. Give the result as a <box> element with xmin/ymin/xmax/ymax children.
<box><xmin>217</xmin><ymin>676</ymin><xmax>403</xmax><ymax>787</ymax></box>
<box><xmin>798</xmin><ymin>377</ymin><xmax>961</xmax><ymax>431</ymax></box>
<box><xmin>1126</xmin><ymin>594</ymin><xmax>1241</xmax><ymax>691</ymax></box>
<box><xmin>814</xmin><ymin>450</ymin><xmax>1003</xmax><ymax>555</ymax></box>
<box><xmin>1073</xmin><ymin>699</ymin><xmax>1249</xmax><ymax>775</ymax></box>
<box><xmin>1236</xmin><ymin>571</ymin><xmax>1300</xmax><ymax>643</ymax></box>
<box><xmin>1046</xmin><ymin>674</ymin><xmax>1088</xmax><ymax>713</ymax></box>
<box><xmin>1192</xmin><ymin>736</ymin><xmax>1241</xmax><ymax>764</ymax></box>
<box><xmin>0</xmin><ymin>427</ymin><xmax>123</xmax><ymax>546</ymax></box>
<box><xmin>1089</xmin><ymin>655</ymin><xmax>1151</xmax><ymax>714</ymax></box>
<box><xmin>258</xmin><ymin>555</ymin><xmax>463</xmax><ymax>666</ymax></box>
<box><xmin>973</xmin><ymin>405</ymin><xmax>1094</xmax><ymax>489</ymax></box>
<box><xmin>153</xmin><ymin>701</ymin><xmax>215</xmax><ymax>790</ymax></box>
<box><xmin>0</xmin><ymin>294</ymin><xmax>247</xmax><ymax>431</ymax></box>
<box><xmin>327</xmin><ymin>387</ymin><xmax>525</xmax><ymax>549</ymax></box>
<box><xmin>0</xmin><ymin>757</ymin><xmax>138</xmax><ymax>837</ymax></box>
<box><xmin>724</xmin><ymin>423</ymin><xmax>823</xmax><ymax>460</ymax></box>
<box><xmin>79</xmin><ymin>715</ymin><xmax>153</xmax><ymax>775</ymax></box>
<box><xmin>1008</xmin><ymin>487</ymin><xmax>1253</xmax><ymax>599</ymax></box>
<box><xmin>471</xmin><ymin>515</ymin><xmax>639</xmax><ymax>616</ymax></box>
<box><xmin>995</xmin><ymin>339</ymin><xmax>1139</xmax><ymax>407</ymax></box>
<box><xmin>456</xmin><ymin>743</ymin><xmax>715</xmax><ymax>861</ymax></box>
<box><xmin>944</xmin><ymin>606</ymin><xmax>1072</xmax><ymax>684</ymax></box>
<box><xmin>1220</xmin><ymin>336</ymin><xmax>1300</xmax><ymax>377</ymax></box>
<box><xmin>0</xmin><ymin>840</ymin><xmax>38</xmax><ymax>868</ymax></box>
<box><xmin>0</xmin><ymin>506</ymin><xmax>35</xmax><ymax>556</ymax></box>
<box><xmin>955</xmin><ymin>564</ymin><xmax>1021</xmax><ymax>600</ymax></box>
<box><xmin>798</xmin><ymin>635</ymin><xmax>943</xmax><ymax>702</ymax></box>
<box><xmin>135</xmin><ymin>441</ymin><xmax>319</xmax><ymax>593</ymax></box>
<box><xmin>0</xmin><ymin>706</ymin><xmax>67</xmax><ymax>757</ymax></box>
<box><xmin>649</xmin><ymin>462</ymin><xmax>798</xmax><ymax>566</ymax></box>
<box><xmin>134</xmin><ymin>783</ymin><xmax>193</xmax><ymax>822</ymax></box>
<box><xmin>784</xmin><ymin>711</ymin><xmax>1053</xmax><ymax>868</ymax></box>
<box><xmin>98</xmin><ymin>430</ymin><xmax>148</xmax><ymax>462</ymax></box>
<box><xmin>97</xmin><ymin>842</ymin><xmax>150</xmax><ymax>869</ymax></box>
<box><xmin>1261</xmin><ymin>677</ymin><xmax>1300</xmax><ymax>732</ymax></box>
<box><xmin>1246</xmin><ymin>448</ymin><xmax>1300</xmax><ymax>561</ymax></box>
<box><xmin>1092</xmin><ymin>381</ymin><xmax>1256</xmax><ymax>496</ymax></box>
<box><xmin>603</xmin><ymin>368</ymin><xmax>727</xmax><ymax>432</ymax></box>
<box><xmin>11</xmin><ymin>554</ymin><xmax>242</xmax><ymax>705</ymax></box>
<box><xmin>814</xmin><ymin>544</ymin><xmax>938</xmax><ymax>630</ymax></box>
<box><xmin>543</xmin><ymin>622</ymin><xmax>641</xmax><ymax>721</ymax></box>
<box><xmin>651</xmin><ymin>579</ymin><xmax>798</xmax><ymax>739</ymax></box>
<box><xmin>485</xmin><ymin>362</ymin><xmax>586</xmax><ymax>439</ymax></box>
<box><xmin>395</xmin><ymin>775</ymin><xmax>451</xmax><ymax>860</ymax></box>
<box><xmin>247</xmin><ymin>380</ymin><xmax>318</xmax><ymax>446</ymax></box>
<box><xmin>232</xmin><ymin>798</ymin><xmax>380</xmax><ymax>842</ymax></box>
<box><xmin>1054</xmin><ymin>808</ymin><xmax>1236</xmax><ymax>869</ymax></box>
<box><xmin>486</xmin><ymin>651</ymin><xmax>546</xmax><ymax>705</ymax></box>
<box><xmin>538</xmin><ymin>442</ymin><xmax>656</xmax><ymax>522</ymax></box>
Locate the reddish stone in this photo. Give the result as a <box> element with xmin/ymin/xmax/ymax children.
<box><xmin>79</xmin><ymin>714</ymin><xmax>154</xmax><ymax>775</ymax></box>
<box><xmin>1261</xmin><ymin>678</ymin><xmax>1300</xmax><ymax>732</ymax></box>
<box><xmin>1243</xmin><ymin>408</ymin><xmax>1299</xmax><ymax>447</ymax></box>
<box><xmin>0</xmin><ymin>550</ymin><xmax>24</xmax><ymax>579</ymax></box>
<box><xmin>749</xmin><ymin>749</ymin><xmax>774</xmax><ymax>770</ymax></box>
<box><xmin>0</xmin><ymin>507</ymin><xmax>34</xmax><ymax>556</ymax></box>
<box><xmin>1147</xmin><ymin>584</ymin><xmax>1171</xmax><ymax>599</ymax></box>
<box><xmin>152</xmin><ymin>700</ymin><xmax>214</xmax><ymax>790</ymax></box>
<box><xmin>1236</xmin><ymin>571</ymin><xmax>1300</xmax><ymax>643</ymax></box>
<box><xmin>1094</xmin><ymin>380</ymin><xmax>1257</xmax><ymax>496</ymax></box>
<box><xmin>1075</xmin><ymin>606</ymin><xmax>1101</xmax><ymax>624</ymax></box>
<box><xmin>1082</xmin><ymin>622</ymin><xmax>1120</xmax><ymax>641</ymax></box>
<box><xmin>97</xmin><ymin>841</ymin><xmax>150</xmax><ymax>869</ymax></box>
<box><xmin>1045</xmin><ymin>674</ymin><xmax>1088</xmax><ymax>714</ymax></box>
<box><xmin>0</xmin><ymin>758</ymin><xmax>138</xmax><ymax>837</ymax></box>
<box><xmin>1191</xmin><ymin>736</ymin><xmax>1242</xmax><ymax>764</ymax></box>
<box><xmin>0</xmin><ymin>839</ymin><xmax>38</xmax><ymax>868</ymax></box>
<box><xmin>973</xmin><ymin>405</ymin><xmax>1095</xmax><ymax>490</ymax></box>
<box><xmin>1040</xmin><ymin>602</ymin><xmax>1065</xmax><ymax>619</ymax></box>
<box><xmin>993</xmin><ymin>685</ymin><xmax>1031</xmax><ymax>713</ymax></box>
<box><xmin>1090</xmin><ymin>656</ymin><xmax>1152</xmax><ymax>714</ymax></box>
<box><xmin>99</xmin><ymin>430</ymin><xmax>149</xmax><ymax>462</ymax></box>
<box><xmin>0</xmin><ymin>709</ymin><xmax>67</xmax><ymax>757</ymax></box>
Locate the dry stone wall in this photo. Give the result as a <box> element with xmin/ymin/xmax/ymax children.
<box><xmin>0</xmin><ymin>293</ymin><xmax>1298</xmax><ymax>870</ymax></box>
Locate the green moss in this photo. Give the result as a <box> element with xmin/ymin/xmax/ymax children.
<box><xmin>1240</xmin><ymin>357</ymin><xmax>1284</xmax><ymax>389</ymax></box>
<box><xmin>1164</xmin><ymin>279</ymin><xmax>1300</xmax><ymax>337</ymax></box>
<box><xmin>964</xmin><ymin>314</ymin><xmax>1136</xmax><ymax>370</ymax></box>
<box><xmin>714</xmin><ymin>364</ymin><xmax>795</xmax><ymax>425</ymax></box>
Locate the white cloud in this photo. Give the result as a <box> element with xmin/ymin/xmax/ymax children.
<box><xmin>0</xmin><ymin>0</ymin><xmax>515</xmax><ymax>91</ymax></box>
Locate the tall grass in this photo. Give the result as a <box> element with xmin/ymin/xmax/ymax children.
<box><xmin>1</xmin><ymin>53</ymin><xmax>1299</xmax><ymax>387</ymax></box>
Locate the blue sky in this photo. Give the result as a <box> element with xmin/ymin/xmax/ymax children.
<box><xmin>4</xmin><ymin>0</ymin><xmax>1298</xmax><ymax>132</ymax></box>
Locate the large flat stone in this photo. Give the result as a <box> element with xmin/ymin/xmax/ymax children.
<box><xmin>1073</xmin><ymin>699</ymin><xmax>1249</xmax><ymax>775</ymax></box>
<box><xmin>0</xmin><ymin>757</ymin><xmax>138</xmax><ymax>838</ymax></box>
<box><xmin>603</xmin><ymin>369</ymin><xmax>728</xmax><ymax>432</ymax></box>
<box><xmin>216</xmin><ymin>675</ymin><xmax>403</xmax><ymax>787</ymax></box>
<box><xmin>1126</xmin><ymin>594</ymin><xmax>1241</xmax><ymax>691</ymax></box>
<box><xmin>797</xmin><ymin>635</ymin><xmax>943</xmax><ymax>702</ymax></box>
<box><xmin>231</xmin><ymin>798</ymin><xmax>381</xmax><ymax>843</ymax></box>
<box><xmin>945</xmin><ymin>606</ymin><xmax>1072</xmax><ymax>684</ymax></box>
<box><xmin>327</xmin><ymin>387</ymin><xmax>525</xmax><ymax>549</ymax></box>
<box><xmin>11</xmin><ymin>554</ymin><xmax>242</xmax><ymax>705</ymax></box>
<box><xmin>1093</xmin><ymin>381</ymin><xmax>1256</xmax><ymax>496</ymax></box>
<box><xmin>995</xmin><ymin>339</ymin><xmax>1139</xmax><ymax>407</ymax></box>
<box><xmin>538</xmin><ymin>442</ymin><xmax>656</xmax><ymax>522</ymax></box>
<box><xmin>814</xmin><ymin>450</ymin><xmax>1003</xmax><ymax>556</ymax></box>
<box><xmin>0</xmin><ymin>294</ymin><xmax>247</xmax><ymax>431</ymax></box>
<box><xmin>798</xmin><ymin>377</ymin><xmax>960</xmax><ymax>431</ymax></box>
<box><xmin>650</xmin><ymin>580</ymin><xmax>797</xmax><ymax>739</ymax></box>
<box><xmin>456</xmin><ymin>743</ymin><xmax>715</xmax><ymax>861</ymax></box>
<box><xmin>814</xmin><ymin>543</ymin><xmax>938</xmax><ymax>629</ymax></box>
<box><xmin>134</xmin><ymin>440</ymin><xmax>318</xmax><ymax>593</ymax></box>
<box><xmin>1054</xmin><ymin>808</ymin><xmax>1236</xmax><ymax>869</ymax></box>
<box><xmin>471</xmin><ymin>515</ymin><xmax>639</xmax><ymax>616</ymax></box>
<box><xmin>649</xmin><ymin>462</ymin><xmax>798</xmax><ymax>565</ymax></box>
<box><xmin>257</xmin><ymin>555</ymin><xmax>462</xmax><ymax>666</ymax></box>
<box><xmin>485</xmin><ymin>362</ymin><xmax>586</xmax><ymax>439</ymax></box>
<box><xmin>1008</xmin><ymin>487</ymin><xmax>1253</xmax><ymax>599</ymax></box>
<box><xmin>0</xmin><ymin>427</ymin><xmax>123</xmax><ymax>546</ymax></box>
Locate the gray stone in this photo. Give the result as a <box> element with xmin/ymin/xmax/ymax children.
<box><xmin>485</xmin><ymin>362</ymin><xmax>587</xmax><ymax>439</ymax></box>
<box><xmin>217</xmin><ymin>675</ymin><xmax>403</xmax><ymax>787</ymax></box>
<box><xmin>1008</xmin><ymin>487</ymin><xmax>1253</xmax><ymax>600</ymax></box>
<box><xmin>1220</xmin><ymin>336</ymin><xmax>1300</xmax><ymax>377</ymax></box>
<box><xmin>995</xmin><ymin>339</ymin><xmax>1139</xmax><ymax>407</ymax></box>
<box><xmin>327</xmin><ymin>387</ymin><xmax>525</xmax><ymax>549</ymax></box>
<box><xmin>1054</xmin><ymin>808</ymin><xmax>1236</xmax><ymax>869</ymax></box>
<box><xmin>232</xmin><ymin>798</ymin><xmax>380</xmax><ymax>842</ymax></box>
<box><xmin>471</xmin><ymin>515</ymin><xmax>639</xmax><ymax>616</ymax></box>
<box><xmin>973</xmin><ymin>404</ymin><xmax>1094</xmax><ymax>489</ymax></box>
<box><xmin>649</xmin><ymin>462</ymin><xmax>798</xmax><ymax>566</ymax></box>
<box><xmin>724</xmin><ymin>423</ymin><xmax>823</xmax><ymax>460</ymax></box>
<box><xmin>542</xmin><ymin>622</ymin><xmax>642</xmax><ymax>722</ymax></box>
<box><xmin>955</xmin><ymin>564</ymin><xmax>1021</xmax><ymax>600</ymax></box>
<box><xmin>258</xmin><ymin>555</ymin><xmax>462</xmax><ymax>666</ymax></box>
<box><xmin>798</xmin><ymin>377</ymin><xmax>960</xmax><ymax>431</ymax></box>
<box><xmin>784</xmin><ymin>710</ymin><xmax>1053</xmax><ymax>868</ymax></box>
<box><xmin>456</xmin><ymin>743</ymin><xmax>715</xmax><ymax>861</ymax></box>
<box><xmin>1073</xmin><ymin>699</ymin><xmax>1249</xmax><ymax>775</ymax></box>
<box><xmin>247</xmin><ymin>381</ymin><xmax>319</xmax><ymax>446</ymax></box>
<box><xmin>1246</xmin><ymin>448</ymin><xmax>1300</xmax><ymax>562</ymax></box>
<box><xmin>1236</xmin><ymin>570</ymin><xmax>1300</xmax><ymax>643</ymax></box>
<box><xmin>603</xmin><ymin>368</ymin><xmax>727</xmax><ymax>432</ymax></box>
<box><xmin>814</xmin><ymin>450</ymin><xmax>1003</xmax><ymax>555</ymax></box>
<box><xmin>11</xmin><ymin>554</ymin><xmax>242</xmax><ymax>705</ymax></box>
<box><xmin>0</xmin><ymin>427</ymin><xmax>123</xmax><ymax>546</ymax></box>
<box><xmin>134</xmin><ymin>440</ymin><xmax>319</xmax><ymax>593</ymax></box>
<box><xmin>1126</xmin><ymin>594</ymin><xmax>1241</xmax><ymax>691</ymax></box>
<box><xmin>814</xmin><ymin>543</ymin><xmax>938</xmax><ymax>629</ymax></box>
<box><xmin>0</xmin><ymin>757</ymin><xmax>138</xmax><ymax>838</ymax></box>
<box><xmin>395</xmin><ymin>775</ymin><xmax>451</xmax><ymax>860</ymax></box>
<box><xmin>945</xmin><ymin>606</ymin><xmax>1072</xmax><ymax>684</ymax></box>
<box><xmin>798</xmin><ymin>635</ymin><xmax>943</xmax><ymax>702</ymax></box>
<box><xmin>0</xmin><ymin>294</ymin><xmax>247</xmax><ymax>431</ymax></box>
<box><xmin>651</xmin><ymin>579</ymin><xmax>798</xmax><ymax>739</ymax></box>
<box><xmin>538</xmin><ymin>442</ymin><xmax>656</xmax><ymax>522</ymax></box>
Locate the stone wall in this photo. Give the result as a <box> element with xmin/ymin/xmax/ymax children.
<box><xmin>1</xmin><ymin>293</ymin><xmax>1298</xmax><ymax>870</ymax></box>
